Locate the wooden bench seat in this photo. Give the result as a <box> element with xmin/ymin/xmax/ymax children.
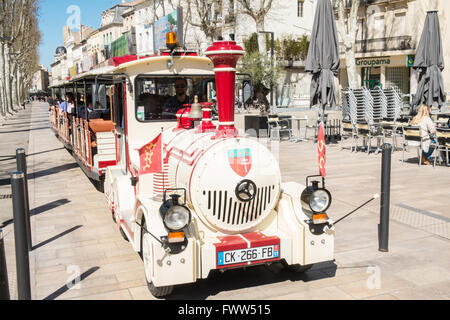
<box><xmin>88</xmin><ymin>119</ymin><xmax>115</xmax><ymax>133</ymax></box>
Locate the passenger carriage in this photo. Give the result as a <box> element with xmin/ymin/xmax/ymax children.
<box><xmin>49</xmin><ymin>64</ymin><xmax>126</xmax><ymax>190</ymax></box>
<box><xmin>49</xmin><ymin>38</ymin><xmax>336</xmax><ymax>298</ymax></box>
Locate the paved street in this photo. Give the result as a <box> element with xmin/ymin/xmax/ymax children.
<box><xmin>0</xmin><ymin>106</ymin><xmax>33</xmax><ymax>225</ymax></box>
<box><xmin>1</xmin><ymin>101</ymin><xmax>449</xmax><ymax>300</ymax></box>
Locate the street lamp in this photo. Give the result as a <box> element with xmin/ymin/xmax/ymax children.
<box><xmin>258</xmin><ymin>31</ymin><xmax>275</xmax><ymax>108</ymax></box>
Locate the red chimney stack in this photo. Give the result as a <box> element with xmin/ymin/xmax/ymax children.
<box><xmin>205</xmin><ymin>41</ymin><xmax>244</xmax><ymax>139</ymax></box>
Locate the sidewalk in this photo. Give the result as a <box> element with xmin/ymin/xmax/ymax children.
<box><xmin>1</xmin><ymin>101</ymin><xmax>449</xmax><ymax>300</ymax></box>
<box><xmin>0</xmin><ymin>105</ymin><xmax>34</xmax><ymax>299</ymax></box>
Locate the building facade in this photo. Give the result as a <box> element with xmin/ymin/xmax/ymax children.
<box><xmin>31</xmin><ymin>65</ymin><xmax>50</xmax><ymax>93</ymax></box>
<box><xmin>135</xmin><ymin>1</ymin><xmax>155</xmax><ymax>56</ymax></box>
<box><xmin>337</xmin><ymin>0</ymin><xmax>450</xmax><ymax>104</ymax></box>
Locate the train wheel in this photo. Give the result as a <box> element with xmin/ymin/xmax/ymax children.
<box><xmin>141</xmin><ymin>220</ymin><xmax>174</xmax><ymax>298</ymax></box>
<box><xmin>281</xmin><ymin>260</ymin><xmax>313</xmax><ymax>273</ymax></box>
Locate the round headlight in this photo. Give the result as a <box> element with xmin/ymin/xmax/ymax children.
<box><xmin>309</xmin><ymin>189</ymin><xmax>331</xmax><ymax>213</ymax></box>
<box><xmin>164</xmin><ymin>205</ymin><xmax>191</xmax><ymax>231</ymax></box>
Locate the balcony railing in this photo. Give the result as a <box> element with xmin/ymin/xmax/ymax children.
<box><xmin>339</xmin><ymin>36</ymin><xmax>414</xmax><ymax>54</ymax></box>
<box><xmin>333</xmin><ymin>0</ymin><xmax>386</xmax><ymax>9</ymax></box>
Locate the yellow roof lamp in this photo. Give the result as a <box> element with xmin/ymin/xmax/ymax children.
<box><xmin>166</xmin><ymin>31</ymin><xmax>178</xmax><ymax>52</ymax></box>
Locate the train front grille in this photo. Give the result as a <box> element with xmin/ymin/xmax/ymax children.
<box><xmin>201</xmin><ymin>185</ymin><xmax>276</xmax><ymax>231</ymax></box>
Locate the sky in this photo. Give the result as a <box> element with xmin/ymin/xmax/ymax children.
<box><xmin>38</xmin><ymin>0</ymin><xmax>126</xmax><ymax>70</ymax></box>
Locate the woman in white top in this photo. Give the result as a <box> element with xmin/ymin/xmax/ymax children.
<box><xmin>411</xmin><ymin>104</ymin><xmax>436</xmax><ymax>165</ymax></box>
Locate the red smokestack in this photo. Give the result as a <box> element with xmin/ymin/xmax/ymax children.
<box><xmin>196</xmin><ymin>102</ymin><xmax>216</xmax><ymax>133</ymax></box>
<box><xmin>205</xmin><ymin>41</ymin><xmax>244</xmax><ymax>139</ymax></box>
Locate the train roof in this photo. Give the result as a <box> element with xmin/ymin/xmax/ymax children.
<box><xmin>70</xmin><ymin>66</ymin><xmax>118</xmax><ymax>82</ymax></box>
<box><xmin>115</xmin><ymin>54</ymin><xmax>213</xmax><ymax>71</ymax></box>
<box><xmin>50</xmin><ymin>54</ymin><xmax>215</xmax><ymax>88</ymax></box>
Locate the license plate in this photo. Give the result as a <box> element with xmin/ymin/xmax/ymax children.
<box><xmin>217</xmin><ymin>245</ymin><xmax>280</xmax><ymax>267</ymax></box>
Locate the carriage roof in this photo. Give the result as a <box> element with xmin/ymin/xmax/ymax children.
<box><xmin>50</xmin><ymin>54</ymin><xmax>215</xmax><ymax>89</ymax></box>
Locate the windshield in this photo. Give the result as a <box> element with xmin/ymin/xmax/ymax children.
<box><xmin>135</xmin><ymin>76</ymin><xmax>216</xmax><ymax>122</ymax></box>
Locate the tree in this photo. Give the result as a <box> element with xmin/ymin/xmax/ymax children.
<box><xmin>335</xmin><ymin>0</ymin><xmax>360</xmax><ymax>89</ymax></box>
<box><xmin>186</xmin><ymin>0</ymin><xmax>223</xmax><ymax>43</ymax></box>
<box><xmin>239</xmin><ymin>34</ymin><xmax>281</xmax><ymax>113</ymax></box>
<box><xmin>0</xmin><ymin>0</ymin><xmax>40</xmax><ymax>120</ymax></box>
<box><xmin>275</xmin><ymin>35</ymin><xmax>310</xmax><ymax>62</ymax></box>
<box><xmin>236</xmin><ymin>0</ymin><xmax>273</xmax><ymax>54</ymax></box>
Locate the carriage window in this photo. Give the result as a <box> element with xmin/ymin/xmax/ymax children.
<box><xmin>135</xmin><ymin>76</ymin><xmax>216</xmax><ymax>122</ymax></box>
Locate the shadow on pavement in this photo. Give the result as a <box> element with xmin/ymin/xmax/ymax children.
<box><xmin>30</xmin><ymin>198</ymin><xmax>71</xmax><ymax>217</ymax></box>
<box><xmin>166</xmin><ymin>260</ymin><xmax>337</xmax><ymax>300</ymax></box>
<box><xmin>0</xmin><ymin>163</ymin><xmax>78</xmax><ymax>186</ymax></box>
<box><xmin>30</xmin><ymin>162</ymin><xmax>79</xmax><ymax>180</ymax></box>
<box><xmin>0</xmin><ymin>126</ymin><xmax>49</xmax><ymax>134</ymax></box>
<box><xmin>0</xmin><ymin>199</ymin><xmax>70</xmax><ymax>229</ymax></box>
<box><xmin>42</xmin><ymin>266</ymin><xmax>100</xmax><ymax>300</ymax></box>
<box><xmin>32</xmin><ymin>225</ymin><xmax>83</xmax><ymax>251</ymax></box>
<box><xmin>0</xmin><ymin>147</ymin><xmax>65</xmax><ymax>163</ymax></box>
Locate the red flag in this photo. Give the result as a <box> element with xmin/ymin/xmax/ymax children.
<box><xmin>138</xmin><ymin>134</ymin><xmax>162</xmax><ymax>175</ymax></box>
<box><xmin>317</xmin><ymin>122</ymin><xmax>326</xmax><ymax>178</ymax></box>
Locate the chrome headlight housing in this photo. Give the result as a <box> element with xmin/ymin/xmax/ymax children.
<box><xmin>163</xmin><ymin>205</ymin><xmax>191</xmax><ymax>231</ymax></box>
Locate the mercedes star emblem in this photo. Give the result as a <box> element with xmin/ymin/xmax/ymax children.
<box><xmin>235</xmin><ymin>180</ymin><xmax>257</xmax><ymax>202</ymax></box>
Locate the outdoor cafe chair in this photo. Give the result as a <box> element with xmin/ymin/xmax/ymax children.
<box><xmin>341</xmin><ymin>119</ymin><xmax>357</xmax><ymax>152</ymax></box>
<box><xmin>436</xmin><ymin>128</ymin><xmax>450</xmax><ymax>167</ymax></box>
<box><xmin>381</xmin><ymin>118</ymin><xmax>408</xmax><ymax>153</ymax></box>
<box><xmin>351</xmin><ymin>123</ymin><xmax>384</xmax><ymax>155</ymax></box>
<box><xmin>401</xmin><ymin>126</ymin><xmax>438</xmax><ymax>167</ymax></box>
<box><xmin>267</xmin><ymin>115</ymin><xmax>293</xmax><ymax>141</ymax></box>
<box><xmin>366</xmin><ymin>123</ymin><xmax>385</xmax><ymax>155</ymax></box>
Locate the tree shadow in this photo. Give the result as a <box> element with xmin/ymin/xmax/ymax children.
<box><xmin>0</xmin><ymin>199</ymin><xmax>70</xmax><ymax>228</ymax></box>
<box><xmin>0</xmin><ymin>163</ymin><xmax>78</xmax><ymax>186</ymax></box>
<box><xmin>0</xmin><ymin>126</ymin><xmax>49</xmax><ymax>134</ymax></box>
<box><xmin>30</xmin><ymin>163</ymin><xmax>79</xmax><ymax>180</ymax></box>
<box><xmin>42</xmin><ymin>266</ymin><xmax>100</xmax><ymax>300</ymax></box>
<box><xmin>0</xmin><ymin>147</ymin><xmax>65</xmax><ymax>163</ymax></box>
<box><xmin>32</xmin><ymin>225</ymin><xmax>82</xmax><ymax>251</ymax></box>
<box><xmin>31</xmin><ymin>199</ymin><xmax>71</xmax><ymax>217</ymax></box>
<box><xmin>166</xmin><ymin>260</ymin><xmax>337</xmax><ymax>300</ymax></box>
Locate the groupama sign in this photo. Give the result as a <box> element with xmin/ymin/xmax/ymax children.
<box><xmin>355</xmin><ymin>55</ymin><xmax>415</xmax><ymax>67</ymax></box>
<box><xmin>356</xmin><ymin>57</ymin><xmax>391</xmax><ymax>67</ymax></box>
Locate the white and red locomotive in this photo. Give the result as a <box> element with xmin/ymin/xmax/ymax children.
<box><xmin>103</xmin><ymin>40</ymin><xmax>335</xmax><ymax>297</ymax></box>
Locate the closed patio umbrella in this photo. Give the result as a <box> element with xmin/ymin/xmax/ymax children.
<box><xmin>413</xmin><ymin>11</ymin><xmax>446</xmax><ymax>109</ymax></box>
<box><xmin>305</xmin><ymin>0</ymin><xmax>340</xmax><ymax>116</ymax></box>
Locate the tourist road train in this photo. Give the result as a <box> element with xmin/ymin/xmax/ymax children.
<box><xmin>49</xmin><ymin>35</ymin><xmax>335</xmax><ymax>297</ymax></box>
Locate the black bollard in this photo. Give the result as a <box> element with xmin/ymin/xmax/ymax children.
<box><xmin>16</xmin><ymin>149</ymin><xmax>32</xmax><ymax>251</ymax></box>
<box><xmin>0</xmin><ymin>229</ymin><xmax>10</xmax><ymax>300</ymax></box>
<box><xmin>379</xmin><ymin>144</ymin><xmax>392</xmax><ymax>252</ymax></box>
<box><xmin>10</xmin><ymin>172</ymin><xmax>31</xmax><ymax>300</ymax></box>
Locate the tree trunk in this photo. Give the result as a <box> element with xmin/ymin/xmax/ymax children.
<box><xmin>256</xmin><ymin>20</ymin><xmax>266</xmax><ymax>55</ymax></box>
<box><xmin>19</xmin><ymin>72</ymin><xmax>25</xmax><ymax>104</ymax></box>
<box><xmin>0</xmin><ymin>43</ymin><xmax>7</xmax><ymax>117</ymax></box>
<box><xmin>0</xmin><ymin>66</ymin><xmax>5</xmax><ymax>118</ymax></box>
<box><xmin>4</xmin><ymin>44</ymin><xmax>14</xmax><ymax>113</ymax></box>
<box><xmin>15</xmin><ymin>68</ymin><xmax>21</xmax><ymax>109</ymax></box>
<box><xmin>345</xmin><ymin>44</ymin><xmax>358</xmax><ymax>89</ymax></box>
<box><xmin>0</xmin><ymin>79</ymin><xmax>5</xmax><ymax>119</ymax></box>
<box><xmin>11</xmin><ymin>63</ymin><xmax>19</xmax><ymax>110</ymax></box>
